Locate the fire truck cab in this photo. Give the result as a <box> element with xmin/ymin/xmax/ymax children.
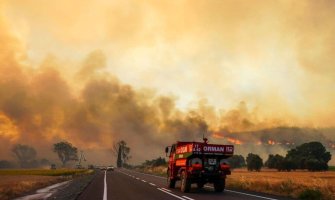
<box><xmin>165</xmin><ymin>138</ymin><xmax>234</xmax><ymax>193</ymax></box>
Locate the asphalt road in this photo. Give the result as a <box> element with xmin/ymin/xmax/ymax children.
<box><xmin>77</xmin><ymin>168</ymin><xmax>292</xmax><ymax>200</ymax></box>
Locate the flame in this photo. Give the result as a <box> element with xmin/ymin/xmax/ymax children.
<box><xmin>212</xmin><ymin>132</ymin><xmax>224</xmax><ymax>139</ymax></box>
<box><xmin>268</xmin><ymin>140</ymin><xmax>275</xmax><ymax>145</ymax></box>
<box><xmin>227</xmin><ymin>137</ymin><xmax>243</xmax><ymax>145</ymax></box>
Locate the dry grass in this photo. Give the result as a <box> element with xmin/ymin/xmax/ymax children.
<box><xmin>0</xmin><ymin>169</ymin><xmax>94</xmax><ymax>200</ymax></box>
<box><xmin>227</xmin><ymin>169</ymin><xmax>335</xmax><ymax>200</ymax></box>
<box><xmin>0</xmin><ymin>175</ymin><xmax>66</xmax><ymax>200</ymax></box>
<box><xmin>0</xmin><ymin>168</ymin><xmax>93</xmax><ymax>176</ymax></box>
<box><xmin>138</xmin><ymin>166</ymin><xmax>167</xmax><ymax>176</ymax></box>
<box><xmin>142</xmin><ymin>166</ymin><xmax>335</xmax><ymax>199</ymax></box>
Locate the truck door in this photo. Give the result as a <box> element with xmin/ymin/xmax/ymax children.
<box><xmin>169</xmin><ymin>144</ymin><xmax>176</xmax><ymax>176</ymax></box>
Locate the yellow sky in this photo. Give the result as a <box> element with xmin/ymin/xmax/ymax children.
<box><xmin>3</xmin><ymin>1</ymin><xmax>335</xmax><ymax>123</ymax></box>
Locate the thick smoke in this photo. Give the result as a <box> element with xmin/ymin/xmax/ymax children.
<box><xmin>0</xmin><ymin>1</ymin><xmax>335</xmax><ymax>165</ymax></box>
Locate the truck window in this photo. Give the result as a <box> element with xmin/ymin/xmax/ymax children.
<box><xmin>170</xmin><ymin>144</ymin><xmax>176</xmax><ymax>156</ymax></box>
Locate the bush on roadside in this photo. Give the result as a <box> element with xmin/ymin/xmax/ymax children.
<box><xmin>227</xmin><ymin>155</ymin><xmax>246</xmax><ymax>168</ymax></box>
<box><xmin>299</xmin><ymin>189</ymin><xmax>323</xmax><ymax>200</ymax></box>
<box><xmin>246</xmin><ymin>153</ymin><xmax>263</xmax><ymax>171</ymax></box>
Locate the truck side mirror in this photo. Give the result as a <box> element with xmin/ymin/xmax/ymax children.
<box><xmin>165</xmin><ymin>146</ymin><xmax>169</xmax><ymax>156</ymax></box>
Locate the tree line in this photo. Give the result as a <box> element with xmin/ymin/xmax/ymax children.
<box><xmin>0</xmin><ymin>139</ymin><xmax>132</xmax><ymax>169</ymax></box>
<box><xmin>228</xmin><ymin>141</ymin><xmax>332</xmax><ymax>172</ymax></box>
<box><xmin>0</xmin><ymin>141</ymin><xmax>78</xmax><ymax>168</ymax></box>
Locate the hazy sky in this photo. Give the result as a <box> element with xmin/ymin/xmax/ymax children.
<box><xmin>0</xmin><ymin>0</ymin><xmax>334</xmax><ymax>164</ymax></box>
<box><xmin>3</xmin><ymin>0</ymin><xmax>335</xmax><ymax>127</ymax></box>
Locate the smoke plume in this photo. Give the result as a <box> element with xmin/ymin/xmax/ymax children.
<box><xmin>0</xmin><ymin>0</ymin><xmax>335</xmax><ymax>165</ymax></box>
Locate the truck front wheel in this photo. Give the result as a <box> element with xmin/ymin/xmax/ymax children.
<box><xmin>213</xmin><ymin>179</ymin><xmax>225</xmax><ymax>192</ymax></box>
<box><xmin>180</xmin><ymin>171</ymin><xmax>191</xmax><ymax>193</ymax></box>
<box><xmin>167</xmin><ymin>170</ymin><xmax>176</xmax><ymax>188</ymax></box>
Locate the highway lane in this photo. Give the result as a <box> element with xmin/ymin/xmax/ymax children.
<box><xmin>78</xmin><ymin>168</ymin><xmax>292</xmax><ymax>200</ymax></box>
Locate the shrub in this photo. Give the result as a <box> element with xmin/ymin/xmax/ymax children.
<box><xmin>299</xmin><ymin>189</ymin><xmax>323</xmax><ymax>200</ymax></box>
<box><xmin>227</xmin><ymin>155</ymin><xmax>246</xmax><ymax>168</ymax></box>
<box><xmin>246</xmin><ymin>153</ymin><xmax>263</xmax><ymax>171</ymax></box>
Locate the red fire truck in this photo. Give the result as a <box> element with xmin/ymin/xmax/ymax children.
<box><xmin>165</xmin><ymin>138</ymin><xmax>234</xmax><ymax>193</ymax></box>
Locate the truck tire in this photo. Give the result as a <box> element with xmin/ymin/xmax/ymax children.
<box><xmin>213</xmin><ymin>179</ymin><xmax>225</xmax><ymax>192</ymax></box>
<box><xmin>180</xmin><ymin>171</ymin><xmax>191</xmax><ymax>193</ymax></box>
<box><xmin>167</xmin><ymin>170</ymin><xmax>176</xmax><ymax>188</ymax></box>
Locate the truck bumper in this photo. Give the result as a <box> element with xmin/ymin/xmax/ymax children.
<box><xmin>188</xmin><ymin>170</ymin><xmax>230</xmax><ymax>182</ymax></box>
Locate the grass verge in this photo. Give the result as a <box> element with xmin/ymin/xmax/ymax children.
<box><xmin>136</xmin><ymin>166</ymin><xmax>335</xmax><ymax>200</ymax></box>
<box><xmin>0</xmin><ymin>169</ymin><xmax>93</xmax><ymax>176</ymax></box>
<box><xmin>0</xmin><ymin>169</ymin><xmax>95</xmax><ymax>200</ymax></box>
<box><xmin>329</xmin><ymin>166</ymin><xmax>335</xmax><ymax>171</ymax></box>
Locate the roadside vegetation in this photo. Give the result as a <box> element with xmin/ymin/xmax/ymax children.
<box><xmin>0</xmin><ymin>168</ymin><xmax>93</xmax><ymax>176</ymax></box>
<box><xmin>0</xmin><ymin>168</ymin><xmax>94</xmax><ymax>200</ymax></box>
<box><xmin>328</xmin><ymin>166</ymin><xmax>335</xmax><ymax>171</ymax></box>
<box><xmin>0</xmin><ymin>175</ymin><xmax>64</xmax><ymax>200</ymax></box>
<box><xmin>227</xmin><ymin>169</ymin><xmax>335</xmax><ymax>200</ymax></box>
<box><xmin>0</xmin><ymin>169</ymin><xmax>93</xmax><ymax>200</ymax></box>
<box><xmin>129</xmin><ymin>157</ymin><xmax>167</xmax><ymax>176</ymax></box>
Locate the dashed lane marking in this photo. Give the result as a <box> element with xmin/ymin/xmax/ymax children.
<box><xmin>160</xmin><ymin>188</ymin><xmax>171</xmax><ymax>192</ymax></box>
<box><xmin>121</xmin><ymin>169</ymin><xmax>278</xmax><ymax>200</ymax></box>
<box><xmin>122</xmin><ymin>168</ymin><xmax>165</xmax><ymax>179</ymax></box>
<box><xmin>118</xmin><ymin>170</ymin><xmax>193</xmax><ymax>200</ymax></box>
<box><xmin>182</xmin><ymin>196</ymin><xmax>195</xmax><ymax>200</ymax></box>
<box><xmin>204</xmin><ymin>186</ymin><xmax>278</xmax><ymax>200</ymax></box>
<box><xmin>157</xmin><ymin>188</ymin><xmax>186</xmax><ymax>200</ymax></box>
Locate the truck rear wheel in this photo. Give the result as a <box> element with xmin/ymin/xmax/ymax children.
<box><xmin>214</xmin><ymin>179</ymin><xmax>225</xmax><ymax>192</ymax></box>
<box><xmin>167</xmin><ymin>170</ymin><xmax>176</xmax><ymax>188</ymax></box>
<box><xmin>180</xmin><ymin>171</ymin><xmax>191</xmax><ymax>193</ymax></box>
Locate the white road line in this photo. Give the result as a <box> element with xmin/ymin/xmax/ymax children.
<box><xmin>182</xmin><ymin>196</ymin><xmax>195</xmax><ymax>200</ymax></box>
<box><xmin>149</xmin><ymin>183</ymin><xmax>156</xmax><ymax>186</ymax></box>
<box><xmin>103</xmin><ymin>171</ymin><xmax>107</xmax><ymax>200</ymax></box>
<box><xmin>204</xmin><ymin>186</ymin><xmax>278</xmax><ymax>200</ymax></box>
<box><xmin>226</xmin><ymin>190</ymin><xmax>278</xmax><ymax>200</ymax></box>
<box><xmin>124</xmin><ymin>168</ymin><xmax>277</xmax><ymax>200</ymax></box>
<box><xmin>142</xmin><ymin>180</ymin><xmax>147</xmax><ymax>182</ymax></box>
<box><xmin>157</xmin><ymin>188</ymin><xmax>186</xmax><ymax>200</ymax></box>
<box><xmin>136</xmin><ymin>177</ymin><xmax>140</xmax><ymax>180</ymax></box>
<box><xmin>160</xmin><ymin>188</ymin><xmax>171</xmax><ymax>192</ymax></box>
<box><xmin>122</xmin><ymin>168</ymin><xmax>165</xmax><ymax>179</ymax></box>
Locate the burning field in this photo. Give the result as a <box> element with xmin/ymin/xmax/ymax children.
<box><xmin>0</xmin><ymin>0</ymin><xmax>335</xmax><ymax>166</ymax></box>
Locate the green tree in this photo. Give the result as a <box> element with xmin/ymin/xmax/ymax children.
<box><xmin>12</xmin><ymin>144</ymin><xmax>37</xmax><ymax>168</ymax></box>
<box><xmin>53</xmin><ymin>141</ymin><xmax>78</xmax><ymax>167</ymax></box>
<box><xmin>227</xmin><ymin>155</ymin><xmax>246</xmax><ymax>168</ymax></box>
<box><xmin>265</xmin><ymin>154</ymin><xmax>284</xmax><ymax>169</ymax></box>
<box><xmin>113</xmin><ymin>140</ymin><xmax>131</xmax><ymax>168</ymax></box>
<box><xmin>246</xmin><ymin>153</ymin><xmax>263</xmax><ymax>171</ymax></box>
<box><xmin>286</xmin><ymin>142</ymin><xmax>331</xmax><ymax>171</ymax></box>
<box><xmin>277</xmin><ymin>158</ymin><xmax>295</xmax><ymax>172</ymax></box>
